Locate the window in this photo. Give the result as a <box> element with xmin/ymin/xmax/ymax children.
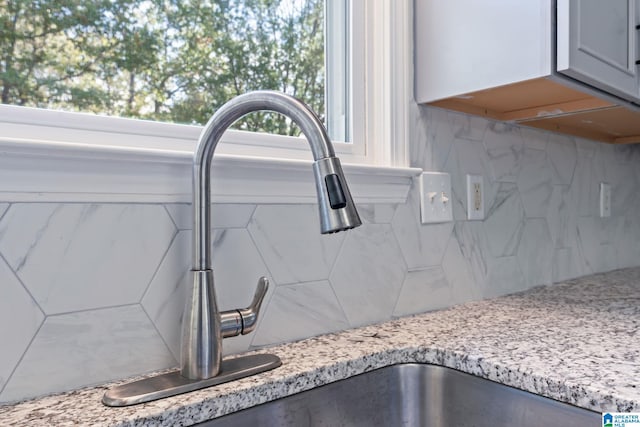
<box><xmin>0</xmin><ymin>0</ymin><xmax>413</xmax><ymax>204</ymax></box>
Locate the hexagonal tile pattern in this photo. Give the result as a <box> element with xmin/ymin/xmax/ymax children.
<box><xmin>143</xmin><ymin>228</ymin><xmax>273</xmax><ymax>358</ymax></box>
<box><xmin>0</xmin><ymin>305</ymin><xmax>174</xmax><ymax>403</ymax></box>
<box><xmin>0</xmin><ymin>257</ymin><xmax>44</xmax><ymax>395</ymax></box>
<box><xmin>546</xmin><ymin>185</ymin><xmax>579</xmax><ymax>250</ymax></box>
<box><xmin>165</xmin><ymin>203</ymin><xmax>256</xmax><ymax>230</ymax></box>
<box><xmin>252</xmin><ymin>281</ymin><xmax>349</xmax><ymax>347</ymax></box>
<box><xmin>572</xmin><ymin>155</ymin><xmax>599</xmax><ymax>217</ymax></box>
<box><xmin>484</xmin><ymin>183</ymin><xmax>525</xmax><ymax>257</ymax></box>
<box><xmin>546</xmin><ymin>134</ymin><xmax>577</xmax><ymax>185</ymax></box>
<box><xmin>552</xmin><ymin>247</ymin><xmax>588</xmax><ymax>283</ymax></box>
<box><xmin>330</xmin><ymin>224</ymin><xmax>406</xmax><ymax>327</ymax></box>
<box><xmin>516</xmin><ymin>218</ymin><xmax>553</xmax><ymax>288</ymax></box>
<box><xmin>0</xmin><ymin>203</ymin><xmax>9</xmax><ymax>220</ymax></box>
<box><xmin>444</xmin><ymin>139</ymin><xmax>497</xmax><ymax>221</ymax></box>
<box><xmin>517</xmin><ymin>148</ymin><xmax>554</xmax><ymax>218</ymax></box>
<box><xmin>441</xmin><ymin>233</ymin><xmax>480</xmax><ymax>304</ymax></box>
<box><xmin>483</xmin><ymin>256</ymin><xmax>527</xmax><ymax>298</ymax></box>
<box><xmin>410</xmin><ymin>105</ymin><xmax>455</xmax><ymax>170</ymax></box>
<box><xmin>520</xmin><ymin>126</ymin><xmax>549</xmax><ymax>151</ymax></box>
<box><xmin>356</xmin><ymin>203</ymin><xmax>397</xmax><ymax>225</ymax></box>
<box><xmin>482</xmin><ymin>122</ymin><xmax>523</xmax><ymax>183</ymax></box>
<box><xmin>248</xmin><ymin>204</ymin><xmax>345</xmax><ymax>285</ymax></box>
<box><xmin>577</xmin><ymin>216</ymin><xmax>618</xmax><ymax>274</ymax></box>
<box><xmin>0</xmin><ymin>204</ymin><xmax>176</xmax><ymax>314</ymax></box>
<box><xmin>391</xmin><ymin>183</ymin><xmax>453</xmax><ymax>269</ymax></box>
<box><xmin>453</xmin><ymin>221</ymin><xmax>494</xmax><ymax>291</ymax></box>
<box><xmin>393</xmin><ymin>266</ymin><xmax>451</xmax><ymax>317</ymax></box>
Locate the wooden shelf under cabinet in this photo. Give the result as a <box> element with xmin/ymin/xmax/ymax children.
<box><xmin>429</xmin><ymin>77</ymin><xmax>640</xmax><ymax>144</ymax></box>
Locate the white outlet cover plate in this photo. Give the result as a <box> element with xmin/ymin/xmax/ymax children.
<box><xmin>600</xmin><ymin>182</ymin><xmax>611</xmax><ymax>217</ymax></box>
<box><xmin>466</xmin><ymin>174</ymin><xmax>484</xmax><ymax>220</ymax></box>
<box><xmin>419</xmin><ymin>172</ymin><xmax>453</xmax><ymax>224</ymax></box>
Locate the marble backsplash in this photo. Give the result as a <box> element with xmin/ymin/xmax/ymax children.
<box><xmin>1</xmin><ymin>106</ymin><xmax>640</xmax><ymax>403</ymax></box>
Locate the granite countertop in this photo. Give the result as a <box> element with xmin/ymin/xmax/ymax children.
<box><xmin>2</xmin><ymin>267</ymin><xmax>639</xmax><ymax>426</ymax></box>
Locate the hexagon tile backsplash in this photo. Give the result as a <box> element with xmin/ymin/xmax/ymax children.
<box><xmin>1</xmin><ymin>106</ymin><xmax>640</xmax><ymax>403</ymax></box>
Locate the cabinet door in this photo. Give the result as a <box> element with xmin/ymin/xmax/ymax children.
<box><xmin>557</xmin><ymin>0</ymin><xmax>639</xmax><ymax>103</ymax></box>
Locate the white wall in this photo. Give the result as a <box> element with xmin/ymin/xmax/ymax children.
<box><xmin>1</xmin><ymin>106</ymin><xmax>639</xmax><ymax>403</ymax></box>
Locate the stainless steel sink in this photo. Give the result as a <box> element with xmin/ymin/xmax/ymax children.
<box><xmin>198</xmin><ymin>364</ymin><xmax>600</xmax><ymax>426</ymax></box>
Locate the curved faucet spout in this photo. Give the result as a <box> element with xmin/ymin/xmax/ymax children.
<box><xmin>183</xmin><ymin>91</ymin><xmax>361</xmax><ymax>380</ymax></box>
<box><xmin>192</xmin><ymin>90</ymin><xmax>360</xmax><ymax>271</ymax></box>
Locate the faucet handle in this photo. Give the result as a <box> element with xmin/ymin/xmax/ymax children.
<box><xmin>220</xmin><ymin>277</ymin><xmax>269</xmax><ymax>338</ymax></box>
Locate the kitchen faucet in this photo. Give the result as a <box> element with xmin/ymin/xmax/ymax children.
<box><xmin>103</xmin><ymin>91</ymin><xmax>361</xmax><ymax>406</ymax></box>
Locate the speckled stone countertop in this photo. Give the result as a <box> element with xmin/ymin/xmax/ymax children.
<box><xmin>2</xmin><ymin>268</ymin><xmax>640</xmax><ymax>426</ymax></box>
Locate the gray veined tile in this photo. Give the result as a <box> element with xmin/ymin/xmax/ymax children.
<box><xmin>0</xmin><ymin>204</ymin><xmax>176</xmax><ymax>314</ymax></box>
<box><xmin>546</xmin><ymin>134</ymin><xmax>577</xmax><ymax>186</ymax></box>
<box><xmin>483</xmin><ymin>256</ymin><xmax>527</xmax><ymax>298</ymax></box>
<box><xmin>251</xmin><ymin>281</ymin><xmax>349</xmax><ymax>347</ymax></box>
<box><xmin>329</xmin><ymin>224</ymin><xmax>406</xmax><ymax>327</ymax></box>
<box><xmin>142</xmin><ymin>230</ymin><xmax>191</xmax><ymax>360</ymax></box>
<box><xmin>0</xmin><ymin>203</ymin><xmax>9</xmax><ymax>220</ymax></box>
<box><xmin>484</xmin><ymin>183</ymin><xmax>525</xmax><ymax>257</ymax></box>
<box><xmin>516</xmin><ymin>218</ymin><xmax>553</xmax><ymax>288</ymax></box>
<box><xmin>482</xmin><ymin>122</ymin><xmax>523</xmax><ymax>183</ymax></box>
<box><xmin>572</xmin><ymin>155</ymin><xmax>598</xmax><ymax>217</ymax></box>
<box><xmin>546</xmin><ymin>185</ymin><xmax>579</xmax><ymax>250</ymax></box>
<box><xmin>450</xmin><ymin>110</ymin><xmax>488</xmax><ymax>142</ymax></box>
<box><xmin>393</xmin><ymin>266</ymin><xmax>452</xmax><ymax>317</ymax></box>
<box><xmin>409</xmin><ymin>105</ymin><xmax>455</xmax><ymax>170</ymax></box>
<box><xmin>453</xmin><ymin>221</ymin><xmax>494</xmax><ymax>290</ymax></box>
<box><xmin>248</xmin><ymin>204</ymin><xmax>345</xmax><ymax>285</ymax></box>
<box><xmin>0</xmin><ymin>305</ymin><xmax>175</xmax><ymax>403</ymax></box>
<box><xmin>577</xmin><ymin>217</ymin><xmax>619</xmax><ymax>274</ymax></box>
<box><xmin>516</xmin><ymin>148</ymin><xmax>554</xmax><ymax>218</ymax></box>
<box><xmin>552</xmin><ymin>247</ymin><xmax>587</xmax><ymax>283</ymax></box>
<box><xmin>441</xmin><ymin>234</ymin><xmax>479</xmax><ymax>304</ymax></box>
<box><xmin>165</xmin><ymin>203</ymin><xmax>256</xmax><ymax>230</ymax></box>
<box><xmin>520</xmin><ymin>126</ymin><xmax>549</xmax><ymax>151</ymax></box>
<box><xmin>355</xmin><ymin>203</ymin><xmax>397</xmax><ymax>225</ymax></box>
<box><xmin>0</xmin><ymin>257</ymin><xmax>44</xmax><ymax>396</ymax></box>
<box><xmin>391</xmin><ymin>181</ymin><xmax>453</xmax><ymax>269</ymax></box>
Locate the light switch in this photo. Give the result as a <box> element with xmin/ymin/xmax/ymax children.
<box><xmin>419</xmin><ymin>172</ymin><xmax>453</xmax><ymax>224</ymax></box>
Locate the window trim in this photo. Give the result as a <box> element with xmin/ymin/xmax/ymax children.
<box><xmin>0</xmin><ymin>0</ymin><xmax>418</xmax><ymax>204</ymax></box>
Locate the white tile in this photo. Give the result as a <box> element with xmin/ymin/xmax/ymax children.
<box><xmin>449</xmin><ymin>110</ymin><xmax>487</xmax><ymax>142</ymax></box>
<box><xmin>142</xmin><ymin>231</ymin><xmax>191</xmax><ymax>360</ymax></box>
<box><xmin>409</xmin><ymin>105</ymin><xmax>455</xmax><ymax>170</ymax></box>
<box><xmin>0</xmin><ymin>204</ymin><xmax>176</xmax><ymax>314</ymax></box>
<box><xmin>574</xmin><ymin>137</ymin><xmax>599</xmax><ymax>158</ymax></box>
<box><xmin>393</xmin><ymin>266</ymin><xmax>452</xmax><ymax>317</ymax></box>
<box><xmin>546</xmin><ymin>134</ymin><xmax>577</xmax><ymax>185</ymax></box>
<box><xmin>577</xmin><ymin>216</ymin><xmax>619</xmax><ymax>273</ymax></box>
<box><xmin>546</xmin><ymin>185</ymin><xmax>579</xmax><ymax>249</ymax></box>
<box><xmin>0</xmin><ymin>257</ymin><xmax>44</xmax><ymax>395</ymax></box>
<box><xmin>484</xmin><ymin>183</ymin><xmax>525</xmax><ymax>257</ymax></box>
<box><xmin>391</xmin><ymin>182</ymin><xmax>453</xmax><ymax>269</ymax></box>
<box><xmin>165</xmin><ymin>203</ymin><xmax>256</xmax><ymax>230</ymax></box>
<box><xmin>356</xmin><ymin>203</ymin><xmax>397</xmax><ymax>224</ymax></box>
<box><xmin>0</xmin><ymin>305</ymin><xmax>175</xmax><ymax>402</ymax></box>
<box><xmin>252</xmin><ymin>281</ymin><xmax>349</xmax><ymax>347</ymax></box>
<box><xmin>516</xmin><ymin>218</ymin><xmax>554</xmax><ymax>288</ymax></box>
<box><xmin>552</xmin><ymin>247</ymin><xmax>587</xmax><ymax>283</ymax></box>
<box><xmin>572</xmin><ymin>155</ymin><xmax>598</xmax><ymax>217</ymax></box>
<box><xmin>516</xmin><ymin>148</ymin><xmax>554</xmax><ymax>218</ymax></box>
<box><xmin>484</xmin><ymin>256</ymin><xmax>527</xmax><ymax>298</ymax></box>
<box><xmin>453</xmin><ymin>221</ymin><xmax>493</xmax><ymax>290</ymax></box>
<box><xmin>482</xmin><ymin>122</ymin><xmax>523</xmax><ymax>183</ymax></box>
<box><xmin>0</xmin><ymin>203</ymin><xmax>9</xmax><ymax>219</ymax></box>
<box><xmin>441</xmin><ymin>234</ymin><xmax>480</xmax><ymax>304</ymax></box>
<box><xmin>520</xmin><ymin>126</ymin><xmax>549</xmax><ymax>151</ymax></box>
<box><xmin>248</xmin><ymin>205</ymin><xmax>345</xmax><ymax>285</ymax></box>
<box><xmin>330</xmin><ymin>224</ymin><xmax>406</xmax><ymax>327</ymax></box>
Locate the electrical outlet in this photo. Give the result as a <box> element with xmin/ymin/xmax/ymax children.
<box><xmin>600</xmin><ymin>182</ymin><xmax>611</xmax><ymax>218</ymax></box>
<box><xmin>466</xmin><ymin>174</ymin><xmax>484</xmax><ymax>220</ymax></box>
<box><xmin>419</xmin><ymin>172</ymin><xmax>453</xmax><ymax>224</ymax></box>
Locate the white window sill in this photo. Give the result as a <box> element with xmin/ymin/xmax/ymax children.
<box><xmin>0</xmin><ymin>136</ymin><xmax>420</xmax><ymax>204</ymax></box>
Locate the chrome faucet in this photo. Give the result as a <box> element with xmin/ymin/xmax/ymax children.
<box><xmin>103</xmin><ymin>91</ymin><xmax>361</xmax><ymax>406</ymax></box>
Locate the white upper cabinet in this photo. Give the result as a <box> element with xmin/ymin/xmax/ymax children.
<box><xmin>557</xmin><ymin>0</ymin><xmax>639</xmax><ymax>103</ymax></box>
<box><xmin>414</xmin><ymin>0</ymin><xmax>640</xmax><ymax>144</ymax></box>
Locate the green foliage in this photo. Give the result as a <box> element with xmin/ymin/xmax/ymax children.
<box><xmin>0</xmin><ymin>0</ymin><xmax>325</xmax><ymax>135</ymax></box>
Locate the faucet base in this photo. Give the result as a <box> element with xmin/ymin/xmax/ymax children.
<box><xmin>102</xmin><ymin>354</ymin><xmax>282</xmax><ymax>407</ymax></box>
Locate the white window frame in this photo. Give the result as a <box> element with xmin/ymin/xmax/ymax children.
<box><xmin>0</xmin><ymin>0</ymin><xmax>419</xmax><ymax>205</ymax></box>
